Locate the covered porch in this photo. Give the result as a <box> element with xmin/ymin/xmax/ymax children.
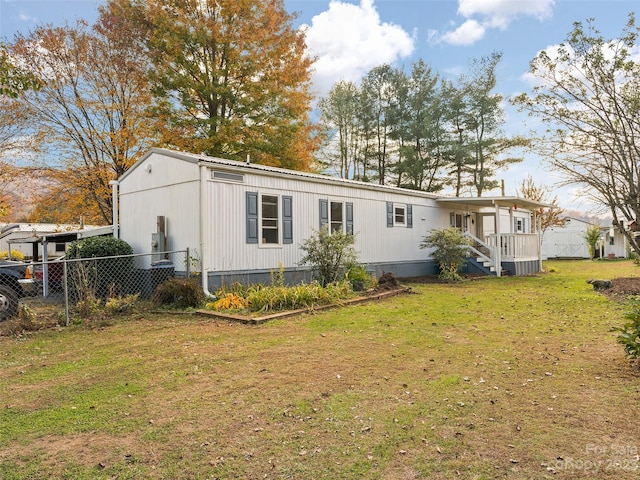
<box><xmin>435</xmin><ymin>196</ymin><xmax>551</xmax><ymax>277</ymax></box>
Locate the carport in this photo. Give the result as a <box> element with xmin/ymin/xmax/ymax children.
<box><xmin>8</xmin><ymin>226</ymin><xmax>113</xmax><ymax>297</ymax></box>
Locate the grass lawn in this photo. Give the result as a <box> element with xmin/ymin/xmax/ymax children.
<box><xmin>1</xmin><ymin>260</ymin><xmax>640</xmax><ymax>479</ymax></box>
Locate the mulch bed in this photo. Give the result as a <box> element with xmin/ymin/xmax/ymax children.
<box><xmin>399</xmin><ymin>273</ymin><xmax>487</xmax><ymax>284</ymax></box>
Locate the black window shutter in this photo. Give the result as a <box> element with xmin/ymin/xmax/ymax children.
<box><xmin>282</xmin><ymin>196</ymin><xmax>293</xmax><ymax>244</ymax></box>
<box><xmin>319</xmin><ymin>199</ymin><xmax>329</xmax><ymax>229</ymax></box>
<box><xmin>386</xmin><ymin>202</ymin><xmax>393</xmax><ymax>227</ymax></box>
<box><xmin>345</xmin><ymin>202</ymin><xmax>354</xmax><ymax>235</ymax></box>
<box><xmin>407</xmin><ymin>204</ymin><xmax>413</xmax><ymax>228</ymax></box>
<box><xmin>246</xmin><ymin>191</ymin><xmax>258</xmax><ymax>243</ymax></box>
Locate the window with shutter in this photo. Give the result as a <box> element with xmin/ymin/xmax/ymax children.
<box><xmin>282</xmin><ymin>196</ymin><xmax>293</xmax><ymax>244</ymax></box>
<box><xmin>319</xmin><ymin>199</ymin><xmax>329</xmax><ymax>229</ymax></box>
<box><xmin>246</xmin><ymin>192</ymin><xmax>259</xmax><ymax>243</ymax></box>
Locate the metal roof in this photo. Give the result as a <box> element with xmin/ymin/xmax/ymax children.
<box><xmin>7</xmin><ymin>226</ymin><xmax>113</xmax><ymax>244</ymax></box>
<box><xmin>435</xmin><ymin>196</ymin><xmax>553</xmax><ymax>211</ymax></box>
<box><xmin>123</xmin><ymin>148</ymin><xmax>553</xmax><ymax>208</ymax></box>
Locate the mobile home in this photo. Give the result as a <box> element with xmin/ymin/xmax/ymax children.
<box><xmin>117</xmin><ymin>149</ymin><xmax>548</xmax><ymax>289</ymax></box>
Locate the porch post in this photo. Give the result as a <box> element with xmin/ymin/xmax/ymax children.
<box><xmin>495</xmin><ymin>202</ymin><xmax>501</xmax><ymax>277</ymax></box>
<box><xmin>537</xmin><ymin>214</ymin><xmax>543</xmax><ymax>272</ymax></box>
<box><xmin>509</xmin><ymin>207</ymin><xmax>514</xmax><ymax>233</ymax></box>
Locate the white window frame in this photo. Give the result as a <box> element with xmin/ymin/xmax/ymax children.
<box><xmin>260</xmin><ymin>194</ymin><xmax>280</xmax><ymax>245</ymax></box>
<box><xmin>450</xmin><ymin>212</ymin><xmax>463</xmax><ymax>229</ymax></box>
<box><xmin>330</xmin><ymin>201</ymin><xmax>344</xmax><ymax>233</ymax></box>
<box><xmin>394</xmin><ymin>205</ymin><xmax>406</xmax><ymax>226</ymax></box>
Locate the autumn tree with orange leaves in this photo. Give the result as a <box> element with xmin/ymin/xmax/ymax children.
<box><xmin>7</xmin><ymin>16</ymin><xmax>158</xmax><ymax>224</ymax></box>
<box><xmin>108</xmin><ymin>0</ymin><xmax>319</xmax><ymax>170</ymax></box>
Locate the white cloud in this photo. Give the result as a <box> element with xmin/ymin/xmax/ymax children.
<box><xmin>521</xmin><ymin>41</ymin><xmax>640</xmax><ymax>89</ymax></box>
<box><xmin>436</xmin><ymin>0</ymin><xmax>555</xmax><ymax>46</ymax></box>
<box><xmin>301</xmin><ymin>0</ymin><xmax>415</xmax><ymax>96</ymax></box>
<box><xmin>440</xmin><ymin>19</ymin><xmax>486</xmax><ymax>46</ymax></box>
<box><xmin>458</xmin><ymin>0</ymin><xmax>554</xmax><ymax>29</ymax></box>
<box><xmin>18</xmin><ymin>13</ymin><xmax>38</xmax><ymax>23</ymax></box>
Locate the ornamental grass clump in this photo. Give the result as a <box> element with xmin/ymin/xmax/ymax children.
<box><xmin>207</xmin><ymin>280</ymin><xmax>354</xmax><ymax>313</ymax></box>
<box><xmin>244</xmin><ymin>280</ymin><xmax>353</xmax><ymax>312</ymax></box>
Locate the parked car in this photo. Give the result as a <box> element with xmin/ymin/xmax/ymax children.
<box><xmin>33</xmin><ymin>258</ymin><xmax>65</xmax><ymax>291</ymax></box>
<box><xmin>0</xmin><ymin>260</ymin><xmax>32</xmax><ymax>320</ymax></box>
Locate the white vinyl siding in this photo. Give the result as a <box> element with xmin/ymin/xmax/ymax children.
<box><xmin>119</xmin><ymin>149</ymin><xmax>446</xmax><ymax>274</ymax></box>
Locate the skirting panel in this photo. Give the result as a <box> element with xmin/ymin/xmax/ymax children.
<box><xmin>501</xmin><ymin>259</ymin><xmax>541</xmax><ymax>276</ymax></box>
<box><xmin>205</xmin><ymin>260</ymin><xmax>438</xmax><ymax>290</ymax></box>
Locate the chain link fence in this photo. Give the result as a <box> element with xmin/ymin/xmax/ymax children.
<box><xmin>12</xmin><ymin>250</ymin><xmax>192</xmax><ymax>326</ymax></box>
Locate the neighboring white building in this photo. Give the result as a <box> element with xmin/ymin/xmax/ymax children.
<box><xmin>0</xmin><ymin>223</ymin><xmax>109</xmax><ymax>258</ymax></box>
<box><xmin>542</xmin><ymin>217</ymin><xmax>592</xmax><ymax>259</ymax></box>
<box><xmin>117</xmin><ymin>148</ymin><xmax>549</xmax><ymax>288</ymax></box>
<box><xmin>602</xmin><ymin>224</ymin><xmax>628</xmax><ymax>259</ymax></box>
<box><xmin>542</xmin><ymin>217</ymin><xmax>628</xmax><ymax>260</ymax></box>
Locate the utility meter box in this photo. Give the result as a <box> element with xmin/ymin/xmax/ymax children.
<box><xmin>151</xmin><ymin>232</ymin><xmax>165</xmax><ymax>253</ymax></box>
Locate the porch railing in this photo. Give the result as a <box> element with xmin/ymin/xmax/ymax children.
<box><xmin>485</xmin><ymin>233</ymin><xmax>539</xmax><ymax>260</ymax></box>
<box><xmin>464</xmin><ymin>231</ymin><xmax>497</xmax><ymax>274</ymax></box>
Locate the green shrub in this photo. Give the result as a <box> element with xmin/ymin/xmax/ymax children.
<box><xmin>611</xmin><ymin>309</ymin><xmax>640</xmax><ymax>358</ymax></box>
<box><xmin>105</xmin><ymin>294</ymin><xmax>139</xmax><ymax>315</ymax></box>
<box><xmin>68</xmin><ymin>236</ymin><xmax>133</xmax><ymax>258</ymax></box>
<box><xmin>344</xmin><ymin>263</ymin><xmax>375</xmax><ymax>291</ymax></box>
<box><xmin>420</xmin><ymin>227</ymin><xmax>471</xmax><ymax>282</ymax></box>
<box><xmin>583</xmin><ymin>224</ymin><xmax>602</xmax><ymax>260</ymax></box>
<box><xmin>74</xmin><ymin>294</ymin><xmax>102</xmax><ymax>319</ymax></box>
<box><xmin>153</xmin><ymin>277</ymin><xmax>205</xmax><ymax>309</ymax></box>
<box><xmin>299</xmin><ymin>226</ymin><xmax>358</xmax><ymax>287</ymax></box>
<box><xmin>67</xmin><ymin>236</ymin><xmax>134</xmax><ymax>300</ymax></box>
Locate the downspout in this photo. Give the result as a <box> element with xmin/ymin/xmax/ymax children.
<box><xmin>109</xmin><ymin>180</ymin><xmax>119</xmax><ymax>239</ymax></box>
<box><xmin>199</xmin><ymin>164</ymin><xmax>216</xmax><ymax>299</ymax></box>
<box><xmin>494</xmin><ymin>201</ymin><xmax>501</xmax><ymax>277</ymax></box>
<box><xmin>537</xmin><ymin>212</ymin><xmax>543</xmax><ymax>272</ymax></box>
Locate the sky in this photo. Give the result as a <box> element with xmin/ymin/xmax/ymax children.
<box><xmin>0</xmin><ymin>0</ymin><xmax>638</xmax><ymax>214</ymax></box>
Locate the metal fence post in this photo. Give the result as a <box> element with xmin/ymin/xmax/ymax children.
<box><xmin>186</xmin><ymin>247</ymin><xmax>190</xmax><ymax>278</ymax></box>
<box><xmin>63</xmin><ymin>258</ymin><xmax>69</xmax><ymax>327</ymax></box>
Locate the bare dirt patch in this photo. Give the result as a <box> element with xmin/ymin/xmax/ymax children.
<box><xmin>594</xmin><ymin>277</ymin><xmax>640</xmax><ymax>300</ymax></box>
<box><xmin>0</xmin><ymin>432</ymin><xmax>143</xmax><ymax>474</ymax></box>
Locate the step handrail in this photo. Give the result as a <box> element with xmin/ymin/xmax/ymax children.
<box><xmin>464</xmin><ymin>231</ymin><xmax>495</xmax><ymax>267</ymax></box>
